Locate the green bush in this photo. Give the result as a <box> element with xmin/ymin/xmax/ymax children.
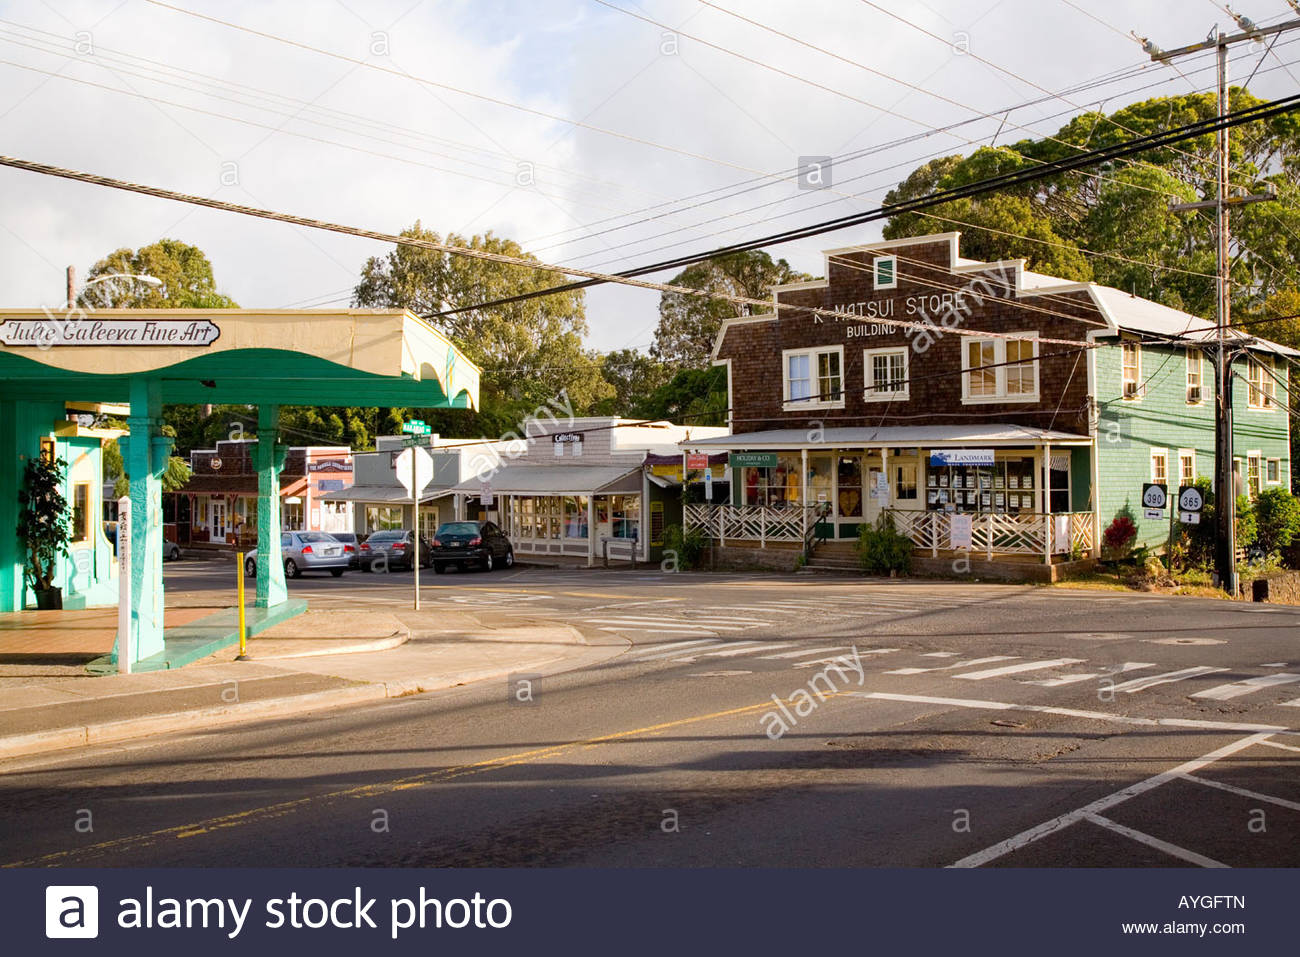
<box><xmin>857</xmin><ymin>513</ymin><xmax>913</xmax><ymax>575</ymax></box>
<box><xmin>662</xmin><ymin>523</ymin><xmax>708</xmax><ymax>570</ymax></box>
<box><xmin>1254</xmin><ymin>487</ymin><xmax>1300</xmax><ymax>557</ymax></box>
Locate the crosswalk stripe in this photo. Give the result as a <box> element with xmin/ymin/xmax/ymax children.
<box><xmin>584</xmin><ymin>618</ymin><xmax>748</xmax><ymax>631</ymax></box>
<box><xmin>1281</xmin><ymin>699</ymin><xmax>1300</xmax><ymax>709</ymax></box>
<box><xmin>626</xmin><ymin>639</ymin><xmax>718</xmax><ymax>657</ymax></box>
<box><xmin>955</xmin><ymin>658</ymin><xmax>1085</xmax><ymax>681</ymax></box>
<box><xmin>583</xmin><ymin>616</ymin><xmax>749</xmax><ymax>628</ymax></box>
<box><xmin>1191</xmin><ymin>673</ymin><xmax>1300</xmax><ymax>701</ymax></box>
<box><xmin>684</xmin><ymin>642</ymin><xmax>794</xmax><ymax>659</ymax></box>
<box><xmin>760</xmin><ymin>646</ymin><xmax>850</xmax><ymax>659</ymax></box>
<box><xmin>886</xmin><ymin>655</ymin><xmax>1019</xmax><ymax>676</ymax></box>
<box><xmin>921</xmin><ymin>652</ymin><xmax>960</xmax><ymax>658</ymax></box>
<box><xmin>598</xmin><ymin>625</ymin><xmax>716</xmax><ymax>636</ymax></box>
<box><xmin>635</xmin><ymin>641</ymin><xmax>726</xmax><ymax>660</ymax></box>
<box><xmin>1112</xmin><ymin>666</ymin><xmax>1229</xmax><ymax>694</ymax></box>
<box><xmin>1026</xmin><ymin>663</ymin><xmax>1155</xmax><ymax>687</ymax></box>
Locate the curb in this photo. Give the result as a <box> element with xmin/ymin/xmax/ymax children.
<box><xmin>0</xmin><ymin>644</ymin><xmax>622</xmax><ymax>762</ymax></box>
<box><xmin>235</xmin><ymin>629</ymin><xmax>410</xmax><ymax>661</ymax></box>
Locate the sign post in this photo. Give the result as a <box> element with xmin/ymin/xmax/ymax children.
<box><xmin>400</xmin><ymin>420</ymin><xmax>434</xmax><ymax>610</ymax></box>
<box><xmin>1178</xmin><ymin>485</ymin><xmax>1204</xmax><ymax>526</ymax></box>
<box><xmin>117</xmin><ymin>496</ymin><xmax>132</xmax><ymax>674</ymax></box>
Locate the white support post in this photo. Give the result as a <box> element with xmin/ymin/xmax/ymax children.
<box><xmin>1043</xmin><ymin>442</ymin><xmax>1052</xmax><ymax>565</ymax></box>
<box><xmin>117</xmin><ymin>496</ymin><xmax>132</xmax><ymax>674</ymax></box>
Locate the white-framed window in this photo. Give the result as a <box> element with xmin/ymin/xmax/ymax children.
<box><xmin>1122</xmin><ymin>339</ymin><xmax>1142</xmax><ymax>399</ymax></box>
<box><xmin>783</xmin><ymin>346</ymin><xmax>844</xmax><ymax>409</ymax></box>
<box><xmin>1178</xmin><ymin>449</ymin><xmax>1196</xmax><ymax>488</ymax></box>
<box><xmin>961</xmin><ymin>333</ymin><xmax>1039</xmax><ymax>403</ymax></box>
<box><xmin>1247</xmin><ymin>357</ymin><xmax>1277</xmax><ymax>410</ymax></box>
<box><xmin>1185</xmin><ymin>348</ymin><xmax>1203</xmax><ymax>404</ymax></box>
<box><xmin>894</xmin><ymin>463</ymin><xmax>918</xmax><ymax>501</ymax></box>
<box><xmin>1151</xmin><ymin>449</ymin><xmax>1168</xmax><ymax>485</ymax></box>
<box><xmin>873</xmin><ymin>255</ymin><xmax>897</xmax><ymax>290</ymax></box>
<box><xmin>863</xmin><ymin>347</ymin><xmax>909</xmax><ymax>401</ymax></box>
<box><xmin>1247</xmin><ymin>451</ymin><xmax>1262</xmax><ymax>497</ymax></box>
<box><xmin>1266</xmin><ymin>458</ymin><xmax>1282</xmax><ymax>484</ymax></box>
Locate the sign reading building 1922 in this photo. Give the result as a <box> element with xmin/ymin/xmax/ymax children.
<box><xmin>0</xmin><ymin>317</ymin><xmax>221</xmax><ymax>347</ymax></box>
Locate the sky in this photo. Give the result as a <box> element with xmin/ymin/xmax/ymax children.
<box><xmin>1</xmin><ymin>0</ymin><xmax>1299</xmax><ymax>355</ymax></box>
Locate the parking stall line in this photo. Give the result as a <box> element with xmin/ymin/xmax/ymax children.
<box><xmin>1191</xmin><ymin>673</ymin><xmax>1300</xmax><ymax>701</ymax></box>
<box><xmin>1179</xmin><ymin>774</ymin><xmax>1300</xmax><ymax>812</ymax></box>
<box><xmin>1082</xmin><ymin>813</ymin><xmax>1228</xmax><ymax>868</ymax></box>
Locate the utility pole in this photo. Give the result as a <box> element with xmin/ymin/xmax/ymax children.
<box><xmin>1147</xmin><ymin>12</ymin><xmax>1297</xmax><ymax>595</ymax></box>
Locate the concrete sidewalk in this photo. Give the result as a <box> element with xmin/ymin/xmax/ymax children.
<box><xmin>0</xmin><ymin>608</ymin><xmax>624</xmax><ymax>761</ymax></box>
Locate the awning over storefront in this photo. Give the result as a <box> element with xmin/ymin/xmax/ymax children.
<box><xmin>317</xmin><ymin>484</ymin><xmax>450</xmax><ymax>504</ymax></box>
<box><xmin>450</xmin><ymin>464</ymin><xmax>641</xmax><ymax>496</ymax></box>
<box><xmin>680</xmin><ymin>424</ymin><xmax>1091</xmax><ymax>450</ymax></box>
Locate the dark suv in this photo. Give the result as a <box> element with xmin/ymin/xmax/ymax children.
<box><xmin>358</xmin><ymin>529</ymin><xmax>431</xmax><ymax>571</ymax></box>
<box><xmin>431</xmin><ymin>520</ymin><xmax>514</xmax><ymax>573</ymax></box>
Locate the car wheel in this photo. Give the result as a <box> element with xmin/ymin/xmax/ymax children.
<box><xmin>285</xmin><ymin>558</ymin><xmax>300</xmax><ymax>579</ymax></box>
<box><xmin>330</xmin><ymin>568</ymin><xmax>344</xmax><ymax>578</ymax></box>
<box><xmin>482</xmin><ymin>552</ymin><xmax>494</xmax><ymax>572</ymax></box>
<box><xmin>504</xmin><ymin>548</ymin><xmax>515</xmax><ymax>568</ymax></box>
<box><xmin>245</xmin><ymin>558</ymin><xmax>256</xmax><ymax>578</ymax></box>
<box><xmin>433</xmin><ymin>562</ymin><xmax>446</xmax><ymax>575</ymax></box>
<box><xmin>166</xmin><ymin>544</ymin><xmax>180</xmax><ymax>561</ymax></box>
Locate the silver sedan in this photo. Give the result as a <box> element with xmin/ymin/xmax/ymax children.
<box><xmin>243</xmin><ymin>531</ymin><xmax>350</xmax><ymax>578</ymax></box>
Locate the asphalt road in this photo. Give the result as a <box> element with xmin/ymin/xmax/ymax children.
<box><xmin>2</xmin><ymin>561</ymin><xmax>1298</xmax><ymax>868</ymax></box>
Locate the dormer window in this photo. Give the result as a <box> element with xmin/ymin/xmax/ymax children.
<box><xmin>873</xmin><ymin>255</ymin><xmax>897</xmax><ymax>290</ymax></box>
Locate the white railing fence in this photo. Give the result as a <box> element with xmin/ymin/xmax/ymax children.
<box><xmin>684</xmin><ymin>503</ymin><xmax>815</xmax><ymax>545</ymax></box>
<box><xmin>886</xmin><ymin>509</ymin><xmax>1095</xmax><ymax>559</ymax></box>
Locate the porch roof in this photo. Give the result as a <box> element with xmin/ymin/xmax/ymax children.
<box><xmin>317</xmin><ymin>484</ymin><xmax>451</xmax><ymax>505</ymax></box>
<box><xmin>681</xmin><ymin>424</ymin><xmax>1091</xmax><ymax>450</ymax></box>
<box><xmin>449</xmin><ymin>464</ymin><xmax>641</xmax><ymax>495</ymax></box>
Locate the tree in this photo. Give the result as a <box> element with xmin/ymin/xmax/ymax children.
<box><xmin>633</xmin><ymin>366</ymin><xmax>728</xmax><ymax>427</ymax></box>
<box><xmin>78</xmin><ymin>239</ymin><xmax>238</xmax><ymax>309</ymax></box>
<box><xmin>354</xmin><ymin>224</ymin><xmax>613</xmax><ymax>430</ymax></box>
<box><xmin>595</xmin><ymin>349</ymin><xmax>671</xmax><ymax>416</ymax></box>
<box><xmin>1254</xmin><ymin>487</ymin><xmax>1300</xmax><ymax>556</ymax></box>
<box><xmin>102</xmin><ymin>423</ymin><xmax>192</xmax><ymax>498</ymax></box>
<box><xmin>652</xmin><ymin>250</ymin><xmax>810</xmax><ymax>371</ymax></box>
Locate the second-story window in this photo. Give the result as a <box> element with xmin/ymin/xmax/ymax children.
<box><xmin>1247</xmin><ymin>357</ymin><xmax>1277</xmax><ymax>410</ymax></box>
<box><xmin>783</xmin><ymin>346</ymin><xmax>844</xmax><ymax>408</ymax></box>
<box><xmin>864</xmin><ymin>347</ymin><xmax>909</xmax><ymax>401</ymax></box>
<box><xmin>1186</xmin><ymin>348</ymin><xmax>1203</xmax><ymax>404</ymax></box>
<box><xmin>962</xmin><ymin>334</ymin><xmax>1038</xmax><ymax>403</ymax></box>
<box><xmin>1122</xmin><ymin>339</ymin><xmax>1141</xmax><ymax>399</ymax></box>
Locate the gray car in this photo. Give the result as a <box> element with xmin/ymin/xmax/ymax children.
<box><xmin>358</xmin><ymin>529</ymin><xmax>432</xmax><ymax>571</ymax></box>
<box><xmin>243</xmin><ymin>530</ymin><xmax>350</xmax><ymax>578</ymax></box>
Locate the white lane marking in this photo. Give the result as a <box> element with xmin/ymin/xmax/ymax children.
<box><xmin>948</xmin><ymin>732</ymin><xmax>1276</xmax><ymax>868</ymax></box>
<box><xmin>759</xmin><ymin>646</ymin><xmax>849</xmax><ymax>659</ymax></box>
<box><xmin>1083</xmin><ymin>813</ymin><xmax>1227</xmax><ymax>868</ymax></box>
<box><xmin>886</xmin><ymin>655</ymin><xmax>1018</xmax><ymax>676</ymax></box>
<box><xmin>1025</xmin><ymin>662</ymin><xmax>1156</xmax><ymax>687</ymax></box>
<box><xmin>598</xmin><ymin>625</ymin><xmax>715</xmax><ymax>636</ymax></box>
<box><xmin>1145</xmin><ymin>637</ymin><xmax>1226</xmax><ymax>646</ymax></box>
<box><xmin>634</xmin><ymin>642</ymin><xmax>725</xmax><ymax>660</ymax></box>
<box><xmin>625</xmin><ymin>639</ymin><xmax>718</xmax><ymax>657</ymax></box>
<box><xmin>1259</xmin><ymin>739</ymin><xmax>1300</xmax><ymax>752</ymax></box>
<box><xmin>1281</xmin><ymin>698</ymin><xmax>1300</xmax><ymax>709</ymax></box>
<box><xmin>954</xmin><ymin>658</ymin><xmax>1085</xmax><ymax>681</ymax></box>
<box><xmin>921</xmin><ymin>652</ymin><xmax>960</xmax><ymax>658</ymax></box>
<box><xmin>1262</xmin><ymin>662</ymin><xmax>1290</xmax><ymax>668</ymax></box>
<box><xmin>582</xmin><ymin>617</ymin><xmax>749</xmax><ymax>630</ymax></box>
<box><xmin>848</xmin><ymin>692</ymin><xmax>1293</xmax><ymax>734</ymax></box>
<box><xmin>794</xmin><ymin>652</ymin><xmax>895</xmax><ymax>668</ymax></box>
<box><xmin>1111</xmin><ymin>666</ymin><xmax>1229</xmax><ymax>694</ymax></box>
<box><xmin>1181</xmin><ymin>774</ymin><xmax>1300</xmax><ymax>812</ymax></box>
<box><xmin>680</xmin><ymin>642</ymin><xmax>793</xmax><ymax>660</ymax></box>
<box><xmin>1192</xmin><ymin>673</ymin><xmax>1300</xmax><ymax>701</ymax></box>
<box><xmin>687</xmin><ymin>670</ymin><xmax>752</xmax><ymax>678</ymax></box>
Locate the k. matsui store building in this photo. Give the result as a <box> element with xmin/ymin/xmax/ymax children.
<box><xmin>680</xmin><ymin>232</ymin><xmax>1293</xmax><ymax>576</ymax></box>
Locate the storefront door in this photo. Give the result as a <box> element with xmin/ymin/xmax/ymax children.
<box><xmin>211</xmin><ymin>500</ymin><xmax>227</xmax><ymax>541</ymax></box>
<box><xmin>836</xmin><ymin>454</ymin><xmax>865</xmax><ymax>538</ymax></box>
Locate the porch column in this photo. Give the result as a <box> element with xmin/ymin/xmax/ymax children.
<box><xmin>1042</xmin><ymin>442</ymin><xmax>1052</xmax><ymax>565</ymax></box>
<box><xmin>1089</xmin><ymin>437</ymin><xmax>1102</xmax><ymax>559</ymax></box>
<box><xmin>254</xmin><ymin>405</ymin><xmax>288</xmax><ymax>608</ymax></box>
<box><xmin>586</xmin><ymin>495</ymin><xmax>597</xmax><ymax>568</ymax></box>
<box><xmin>117</xmin><ymin>378</ymin><xmax>169</xmax><ymax>663</ymax></box>
<box><xmin>880</xmin><ymin>447</ymin><xmax>889</xmax><ymax>525</ymax></box>
<box><xmin>800</xmin><ymin>448</ymin><xmax>808</xmax><ymax>541</ymax></box>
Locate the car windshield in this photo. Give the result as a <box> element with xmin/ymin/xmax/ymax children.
<box><xmin>297</xmin><ymin>532</ymin><xmax>337</xmax><ymax>543</ymax></box>
<box><xmin>438</xmin><ymin>523</ymin><xmax>480</xmax><ymax>536</ymax></box>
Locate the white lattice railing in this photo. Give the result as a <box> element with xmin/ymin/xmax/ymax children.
<box><xmin>885</xmin><ymin>510</ymin><xmax>1095</xmax><ymax>559</ymax></box>
<box><xmin>684</xmin><ymin>503</ymin><xmax>815</xmax><ymax>545</ymax></box>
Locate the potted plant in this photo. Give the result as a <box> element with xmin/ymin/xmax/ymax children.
<box><xmin>17</xmin><ymin>452</ymin><xmax>72</xmax><ymax>610</ymax></box>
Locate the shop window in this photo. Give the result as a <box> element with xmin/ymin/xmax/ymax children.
<box><xmin>71</xmin><ymin>482</ymin><xmax>90</xmax><ymax>544</ymax></box>
<box><xmin>366</xmin><ymin>506</ymin><xmax>403</xmax><ymax>531</ymax></box>
<box><xmin>743</xmin><ymin>454</ymin><xmax>804</xmax><ymax>507</ymax></box>
<box><xmin>864</xmin><ymin>347</ymin><xmax>909</xmax><ymax>401</ymax></box>
<box><xmin>282</xmin><ymin>501</ymin><xmax>304</xmax><ymax>530</ymax></box>
<box><xmin>894</xmin><ymin>464</ymin><xmax>918</xmax><ymax>502</ymax></box>
<box><xmin>610</xmin><ymin>495</ymin><xmax>640</xmax><ymax>538</ymax></box>
<box><xmin>1122</xmin><ymin>340</ymin><xmax>1141</xmax><ymax>399</ymax></box>
<box><xmin>1266</xmin><ymin>458</ymin><xmax>1281</xmax><ymax>485</ymax></box>
<box><xmin>1185</xmin><ymin>349</ymin><xmax>1203</xmax><ymax>404</ymax></box>
<box><xmin>564</xmin><ymin>496</ymin><xmax>589</xmax><ymax>538</ymax></box>
<box><xmin>1247</xmin><ymin>357</ymin><xmax>1277</xmax><ymax>409</ymax></box>
<box><xmin>783</xmin><ymin>346</ymin><xmax>844</xmax><ymax>409</ymax></box>
<box><xmin>873</xmin><ymin>255</ymin><xmax>897</xmax><ymax>290</ymax></box>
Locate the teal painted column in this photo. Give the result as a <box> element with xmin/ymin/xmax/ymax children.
<box><xmin>254</xmin><ymin>405</ymin><xmax>288</xmax><ymax>608</ymax></box>
<box><xmin>0</xmin><ymin>400</ymin><xmax>21</xmax><ymax>613</ymax></box>
<box><xmin>114</xmin><ymin>378</ymin><xmax>170</xmax><ymax>663</ymax></box>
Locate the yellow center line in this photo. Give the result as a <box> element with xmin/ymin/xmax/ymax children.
<box><xmin>5</xmin><ymin>693</ymin><xmax>845</xmax><ymax>867</ymax></box>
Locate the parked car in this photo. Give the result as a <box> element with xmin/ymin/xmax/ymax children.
<box><xmin>430</xmin><ymin>520</ymin><xmax>514</xmax><ymax>573</ymax></box>
<box><xmin>104</xmin><ymin>521</ymin><xmax>181</xmax><ymax>560</ymax></box>
<box><xmin>244</xmin><ymin>530</ymin><xmax>350</xmax><ymax>578</ymax></box>
<box><xmin>329</xmin><ymin>531</ymin><xmax>363</xmax><ymax>569</ymax></box>
<box><xmin>359</xmin><ymin>529</ymin><xmax>432</xmax><ymax>571</ymax></box>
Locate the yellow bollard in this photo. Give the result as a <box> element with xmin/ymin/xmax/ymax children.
<box><xmin>235</xmin><ymin>551</ymin><xmax>249</xmax><ymax>661</ymax></box>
